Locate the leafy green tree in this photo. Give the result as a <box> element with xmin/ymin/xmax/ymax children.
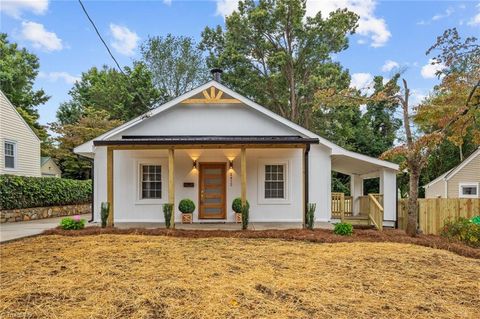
<box><xmin>140</xmin><ymin>34</ymin><xmax>209</xmax><ymax>102</ymax></box>
<box><xmin>57</xmin><ymin>62</ymin><xmax>163</xmax><ymax>124</ymax></box>
<box><xmin>201</xmin><ymin>0</ymin><xmax>358</xmax><ymax>127</ymax></box>
<box><xmin>50</xmin><ymin>108</ymin><xmax>123</xmax><ymax>179</ymax></box>
<box><xmin>0</xmin><ymin>33</ymin><xmax>49</xmax><ymax>142</ymax></box>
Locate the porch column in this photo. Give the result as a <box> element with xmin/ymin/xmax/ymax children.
<box><xmin>380</xmin><ymin>168</ymin><xmax>396</xmax><ymax>223</ymax></box>
<box><xmin>168</xmin><ymin>148</ymin><xmax>175</xmax><ymax>228</ymax></box>
<box><xmin>107</xmin><ymin>147</ymin><xmax>114</xmax><ymax>227</ymax></box>
<box><xmin>350</xmin><ymin>174</ymin><xmax>363</xmax><ymax>215</ymax></box>
<box><xmin>240</xmin><ymin>147</ymin><xmax>247</xmax><ymax>205</ymax></box>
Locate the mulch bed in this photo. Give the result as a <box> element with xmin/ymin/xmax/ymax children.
<box><xmin>43</xmin><ymin>227</ymin><xmax>480</xmax><ymax>259</ymax></box>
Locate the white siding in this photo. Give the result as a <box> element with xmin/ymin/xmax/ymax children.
<box><xmin>425</xmin><ymin>179</ymin><xmax>446</xmax><ymax>198</ymax></box>
<box><xmin>447</xmin><ymin>154</ymin><xmax>480</xmax><ymax>198</ymax></box>
<box><xmin>0</xmin><ymin>91</ymin><xmax>41</xmax><ymax>177</ymax></box>
<box><xmin>41</xmin><ymin>158</ymin><xmax>62</xmax><ymax>177</ymax></box>
<box><xmin>109</xmin><ymin>102</ymin><xmax>301</xmax><ymax>139</ymax></box>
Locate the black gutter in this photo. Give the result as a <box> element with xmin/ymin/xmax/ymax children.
<box><xmin>77</xmin><ymin>154</ymin><xmax>95</xmax><ymax>223</ymax></box>
<box><xmin>304</xmin><ymin>144</ymin><xmax>310</xmax><ymax>228</ymax></box>
<box><xmin>395</xmin><ymin>175</ymin><xmax>398</xmax><ymax>229</ymax></box>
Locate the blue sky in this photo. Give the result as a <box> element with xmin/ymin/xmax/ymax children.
<box><xmin>1</xmin><ymin>0</ymin><xmax>479</xmax><ymax>125</ymax></box>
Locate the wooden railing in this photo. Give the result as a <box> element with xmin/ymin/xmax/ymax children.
<box><xmin>331</xmin><ymin>192</ymin><xmax>353</xmax><ymax>221</ymax></box>
<box><xmin>358</xmin><ymin>194</ymin><xmax>383</xmax><ymax>216</ymax></box>
<box><xmin>368</xmin><ymin>194</ymin><xmax>383</xmax><ymax>231</ymax></box>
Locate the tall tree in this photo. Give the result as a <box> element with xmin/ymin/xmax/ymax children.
<box><xmin>0</xmin><ymin>33</ymin><xmax>49</xmax><ymax>142</ymax></box>
<box><xmin>415</xmin><ymin>28</ymin><xmax>480</xmax><ymax>160</ymax></box>
<box><xmin>201</xmin><ymin>0</ymin><xmax>358</xmax><ymax>127</ymax></box>
<box><xmin>50</xmin><ymin>108</ymin><xmax>123</xmax><ymax>179</ymax></box>
<box><xmin>56</xmin><ymin>62</ymin><xmax>163</xmax><ymax>124</ymax></box>
<box><xmin>139</xmin><ymin>34</ymin><xmax>209</xmax><ymax>102</ymax></box>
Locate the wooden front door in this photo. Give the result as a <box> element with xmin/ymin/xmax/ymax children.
<box><xmin>199</xmin><ymin>163</ymin><xmax>226</xmax><ymax>219</ymax></box>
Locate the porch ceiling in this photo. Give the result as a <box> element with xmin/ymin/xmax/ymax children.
<box><xmin>331</xmin><ymin>154</ymin><xmax>389</xmax><ymax>176</ymax></box>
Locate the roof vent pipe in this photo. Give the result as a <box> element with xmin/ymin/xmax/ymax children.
<box><xmin>210</xmin><ymin>68</ymin><xmax>223</xmax><ymax>82</ymax></box>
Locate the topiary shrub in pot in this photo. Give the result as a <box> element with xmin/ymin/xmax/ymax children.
<box><xmin>179</xmin><ymin>199</ymin><xmax>195</xmax><ymax>224</ymax></box>
<box><xmin>232</xmin><ymin>197</ymin><xmax>250</xmax><ymax>223</ymax></box>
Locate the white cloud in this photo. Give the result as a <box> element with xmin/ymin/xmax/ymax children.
<box><xmin>109</xmin><ymin>23</ymin><xmax>139</xmax><ymax>56</ymax></box>
<box><xmin>432</xmin><ymin>7</ymin><xmax>454</xmax><ymax>21</ymax></box>
<box><xmin>21</xmin><ymin>21</ymin><xmax>63</xmax><ymax>51</ymax></box>
<box><xmin>215</xmin><ymin>0</ymin><xmax>240</xmax><ymax>16</ymax></box>
<box><xmin>0</xmin><ymin>0</ymin><xmax>48</xmax><ymax>18</ymax></box>
<box><xmin>410</xmin><ymin>89</ymin><xmax>428</xmax><ymax>106</ymax></box>
<box><xmin>381</xmin><ymin>60</ymin><xmax>399</xmax><ymax>72</ymax></box>
<box><xmin>350</xmin><ymin>72</ymin><xmax>374</xmax><ymax>94</ymax></box>
<box><xmin>163</xmin><ymin>0</ymin><xmax>172</xmax><ymax>5</ymax></box>
<box><xmin>468</xmin><ymin>4</ymin><xmax>480</xmax><ymax>26</ymax></box>
<box><xmin>305</xmin><ymin>0</ymin><xmax>391</xmax><ymax>47</ymax></box>
<box><xmin>39</xmin><ymin>71</ymin><xmax>80</xmax><ymax>85</ymax></box>
<box><xmin>421</xmin><ymin>59</ymin><xmax>445</xmax><ymax>79</ymax></box>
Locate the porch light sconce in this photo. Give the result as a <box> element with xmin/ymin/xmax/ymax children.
<box><xmin>193</xmin><ymin>160</ymin><xmax>198</xmax><ymax>170</ymax></box>
<box><xmin>229</xmin><ymin>160</ymin><xmax>233</xmax><ymax>171</ymax></box>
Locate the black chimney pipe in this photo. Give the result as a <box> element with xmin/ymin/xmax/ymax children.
<box><xmin>210</xmin><ymin>68</ymin><xmax>223</xmax><ymax>82</ymax></box>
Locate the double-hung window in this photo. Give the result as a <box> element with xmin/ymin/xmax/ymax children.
<box><xmin>140</xmin><ymin>165</ymin><xmax>162</xmax><ymax>199</ymax></box>
<box><xmin>264</xmin><ymin>164</ymin><xmax>285</xmax><ymax>199</ymax></box>
<box><xmin>4</xmin><ymin>141</ymin><xmax>16</xmax><ymax>169</ymax></box>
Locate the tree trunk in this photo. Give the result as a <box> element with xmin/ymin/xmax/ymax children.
<box><xmin>406</xmin><ymin>163</ymin><xmax>420</xmax><ymax>236</ymax></box>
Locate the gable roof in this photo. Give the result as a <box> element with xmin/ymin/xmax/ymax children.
<box><xmin>0</xmin><ymin>90</ymin><xmax>41</xmax><ymax>142</ymax></box>
<box><xmin>74</xmin><ymin>80</ymin><xmax>398</xmax><ymax>170</ymax></box>
<box><xmin>41</xmin><ymin>156</ymin><xmax>51</xmax><ymax>166</ymax></box>
<box><xmin>424</xmin><ymin>147</ymin><xmax>480</xmax><ymax>187</ymax></box>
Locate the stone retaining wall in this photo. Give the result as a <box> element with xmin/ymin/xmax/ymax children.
<box><xmin>0</xmin><ymin>203</ymin><xmax>91</xmax><ymax>223</ymax></box>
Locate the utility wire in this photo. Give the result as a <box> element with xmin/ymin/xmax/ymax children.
<box><xmin>78</xmin><ymin>0</ymin><xmax>126</xmax><ymax>76</ymax></box>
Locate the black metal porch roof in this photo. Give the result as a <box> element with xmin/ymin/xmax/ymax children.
<box><xmin>93</xmin><ymin>135</ymin><xmax>319</xmax><ymax>146</ymax></box>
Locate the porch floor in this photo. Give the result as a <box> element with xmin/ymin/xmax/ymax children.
<box><xmin>98</xmin><ymin>221</ymin><xmax>334</xmax><ymax>231</ymax></box>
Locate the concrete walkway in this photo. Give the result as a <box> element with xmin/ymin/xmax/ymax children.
<box><xmin>0</xmin><ymin>214</ymin><xmax>90</xmax><ymax>243</ymax></box>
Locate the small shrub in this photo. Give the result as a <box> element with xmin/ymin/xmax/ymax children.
<box><xmin>441</xmin><ymin>217</ymin><xmax>480</xmax><ymax>248</ymax></box>
<box><xmin>470</xmin><ymin>216</ymin><xmax>480</xmax><ymax>225</ymax></box>
<box><xmin>241</xmin><ymin>204</ymin><xmax>249</xmax><ymax>230</ymax></box>
<box><xmin>232</xmin><ymin>197</ymin><xmax>249</xmax><ymax>214</ymax></box>
<box><xmin>60</xmin><ymin>216</ymin><xmax>86</xmax><ymax>230</ymax></box>
<box><xmin>334</xmin><ymin>222</ymin><xmax>353</xmax><ymax>236</ymax></box>
<box><xmin>305</xmin><ymin>203</ymin><xmax>316</xmax><ymax>230</ymax></box>
<box><xmin>178</xmin><ymin>199</ymin><xmax>195</xmax><ymax>214</ymax></box>
<box><xmin>100</xmin><ymin>202</ymin><xmax>110</xmax><ymax>228</ymax></box>
<box><xmin>163</xmin><ymin>203</ymin><xmax>174</xmax><ymax>229</ymax></box>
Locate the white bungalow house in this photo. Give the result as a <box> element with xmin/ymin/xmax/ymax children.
<box><xmin>74</xmin><ymin>76</ymin><xmax>398</xmax><ymax>228</ymax></box>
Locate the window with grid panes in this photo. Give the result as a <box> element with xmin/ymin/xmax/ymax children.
<box><xmin>4</xmin><ymin>142</ymin><xmax>15</xmax><ymax>169</ymax></box>
<box><xmin>264</xmin><ymin>164</ymin><xmax>285</xmax><ymax>199</ymax></box>
<box><xmin>141</xmin><ymin>165</ymin><xmax>161</xmax><ymax>199</ymax></box>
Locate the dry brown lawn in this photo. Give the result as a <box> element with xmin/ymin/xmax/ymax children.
<box><xmin>1</xmin><ymin>235</ymin><xmax>479</xmax><ymax>319</ymax></box>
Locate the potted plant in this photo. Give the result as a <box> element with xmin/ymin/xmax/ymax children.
<box><xmin>232</xmin><ymin>197</ymin><xmax>249</xmax><ymax>223</ymax></box>
<box><xmin>179</xmin><ymin>199</ymin><xmax>195</xmax><ymax>224</ymax></box>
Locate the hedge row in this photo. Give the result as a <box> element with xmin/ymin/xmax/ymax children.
<box><xmin>0</xmin><ymin>175</ymin><xmax>92</xmax><ymax>210</ymax></box>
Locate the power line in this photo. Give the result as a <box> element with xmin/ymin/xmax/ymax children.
<box><xmin>78</xmin><ymin>0</ymin><xmax>126</xmax><ymax>76</ymax></box>
<box><xmin>77</xmin><ymin>0</ymin><xmax>159</xmax><ymax>115</ymax></box>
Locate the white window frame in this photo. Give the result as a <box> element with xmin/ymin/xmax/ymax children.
<box><xmin>458</xmin><ymin>182</ymin><xmax>479</xmax><ymax>198</ymax></box>
<box><xmin>257</xmin><ymin>159</ymin><xmax>291</xmax><ymax>205</ymax></box>
<box><xmin>134</xmin><ymin>158</ymin><xmax>167</xmax><ymax>205</ymax></box>
<box><xmin>3</xmin><ymin>140</ymin><xmax>17</xmax><ymax>170</ymax></box>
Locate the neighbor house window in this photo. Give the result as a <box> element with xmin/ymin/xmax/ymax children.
<box><xmin>141</xmin><ymin>165</ymin><xmax>161</xmax><ymax>199</ymax></box>
<box><xmin>4</xmin><ymin>141</ymin><xmax>16</xmax><ymax>169</ymax></box>
<box><xmin>459</xmin><ymin>183</ymin><xmax>478</xmax><ymax>198</ymax></box>
<box><xmin>264</xmin><ymin>164</ymin><xmax>285</xmax><ymax>199</ymax></box>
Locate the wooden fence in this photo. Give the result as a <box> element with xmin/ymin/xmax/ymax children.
<box><xmin>398</xmin><ymin>198</ymin><xmax>480</xmax><ymax>235</ymax></box>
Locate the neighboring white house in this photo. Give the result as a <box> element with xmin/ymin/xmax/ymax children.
<box><xmin>41</xmin><ymin>156</ymin><xmax>62</xmax><ymax>177</ymax></box>
<box><xmin>0</xmin><ymin>90</ymin><xmax>41</xmax><ymax>177</ymax></box>
<box><xmin>424</xmin><ymin>147</ymin><xmax>480</xmax><ymax>199</ymax></box>
<box><xmin>75</xmin><ymin>77</ymin><xmax>399</xmax><ymax>227</ymax></box>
